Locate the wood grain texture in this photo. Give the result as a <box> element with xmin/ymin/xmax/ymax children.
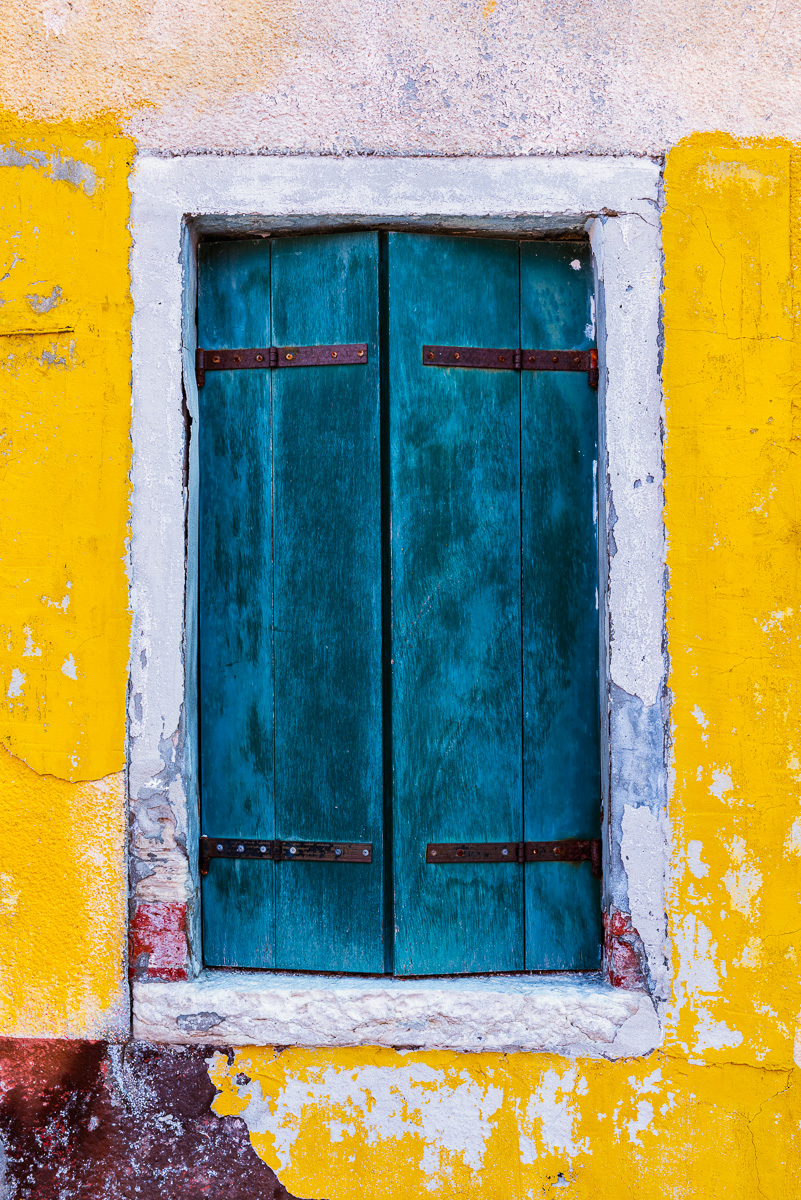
<box><xmin>388</xmin><ymin>233</ymin><xmax>524</xmax><ymax>975</ymax></box>
<box><xmin>520</xmin><ymin>240</ymin><xmax>602</xmax><ymax>968</ymax></box>
<box><xmin>271</xmin><ymin>233</ymin><xmax>384</xmax><ymax>972</ymax></box>
<box><xmin>198</xmin><ymin>239</ymin><xmax>275</xmax><ymax>969</ymax></box>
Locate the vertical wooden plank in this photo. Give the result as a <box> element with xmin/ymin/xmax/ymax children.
<box><xmin>271</xmin><ymin>232</ymin><xmax>383</xmax><ymax>973</ymax></box>
<box><xmin>389</xmin><ymin>233</ymin><xmax>523</xmax><ymax>975</ymax></box>
<box><xmin>520</xmin><ymin>241</ymin><xmax>602</xmax><ymax>969</ymax></box>
<box><xmin>198</xmin><ymin>240</ymin><xmax>275</xmax><ymax>968</ymax></box>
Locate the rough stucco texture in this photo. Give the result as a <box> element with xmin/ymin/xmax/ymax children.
<box><xmin>202</xmin><ymin>134</ymin><xmax>801</xmax><ymax>1198</ymax></box>
<box><xmin>0</xmin><ymin>120</ymin><xmax>132</xmax><ymax>1037</ymax></box>
<box><xmin>0</xmin><ymin>2</ymin><xmax>799</xmax><ymax>154</ymax></box>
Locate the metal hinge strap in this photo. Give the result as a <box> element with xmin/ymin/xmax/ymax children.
<box><xmin>195</xmin><ymin>344</ymin><xmax>368</xmax><ymax>387</ymax></box>
<box><xmin>426</xmin><ymin>839</ymin><xmax>602</xmax><ymax>878</ymax></box>
<box><xmin>200</xmin><ymin>836</ymin><xmax>373</xmax><ymax>875</ymax></box>
<box><xmin>422</xmin><ymin>346</ymin><xmax>599</xmax><ymax>388</ymax></box>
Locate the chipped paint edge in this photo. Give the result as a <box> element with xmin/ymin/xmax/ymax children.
<box><xmin>128</xmin><ymin>154</ymin><xmax>668</xmax><ymax>1044</ymax></box>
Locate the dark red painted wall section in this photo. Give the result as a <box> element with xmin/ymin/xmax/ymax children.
<box><xmin>0</xmin><ymin>1040</ymin><xmax>315</xmax><ymax>1200</ymax></box>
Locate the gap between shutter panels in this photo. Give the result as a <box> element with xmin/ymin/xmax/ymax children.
<box><xmin>198</xmin><ymin>233</ymin><xmax>601</xmax><ymax>973</ymax></box>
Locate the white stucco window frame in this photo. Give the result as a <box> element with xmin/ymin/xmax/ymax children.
<box><xmin>129</xmin><ymin>155</ymin><xmax>668</xmax><ymax>1058</ymax></box>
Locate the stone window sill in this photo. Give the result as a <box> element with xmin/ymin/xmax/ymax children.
<box><xmin>132</xmin><ymin>970</ymin><xmax>661</xmax><ymax>1058</ymax></box>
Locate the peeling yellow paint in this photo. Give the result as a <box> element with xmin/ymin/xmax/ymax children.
<box><xmin>664</xmin><ymin>134</ymin><xmax>801</xmax><ymax>1068</ymax></box>
<box><xmin>0</xmin><ymin>117</ymin><xmax>132</xmax><ymax>1035</ymax></box>
<box><xmin>207</xmin><ymin>134</ymin><xmax>801</xmax><ymax>1197</ymax></box>
<box><xmin>210</xmin><ymin>1046</ymin><xmax>801</xmax><ymax>1197</ymax></box>
<box><xmin>0</xmin><ymin>118</ymin><xmax>133</xmax><ymax>783</ymax></box>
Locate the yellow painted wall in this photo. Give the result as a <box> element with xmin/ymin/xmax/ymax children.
<box><xmin>206</xmin><ymin>136</ymin><xmax>801</xmax><ymax>1196</ymax></box>
<box><xmin>0</xmin><ymin>119</ymin><xmax>132</xmax><ymax>1037</ymax></box>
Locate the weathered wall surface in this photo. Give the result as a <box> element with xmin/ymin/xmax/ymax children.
<box><xmin>0</xmin><ymin>1</ymin><xmax>800</xmax><ymax>153</ymax></box>
<box><xmin>2</xmin><ymin>4</ymin><xmax>801</xmax><ymax>1189</ymax></box>
<box><xmin>0</xmin><ymin>120</ymin><xmax>132</xmax><ymax>1040</ymax></box>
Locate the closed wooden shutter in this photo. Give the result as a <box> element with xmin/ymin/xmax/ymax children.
<box><xmin>199</xmin><ymin>233</ymin><xmax>384</xmax><ymax>972</ymax></box>
<box><xmin>198</xmin><ymin>232</ymin><xmax>601</xmax><ymax>975</ymax></box>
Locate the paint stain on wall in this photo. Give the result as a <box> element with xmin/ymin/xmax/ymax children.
<box><xmin>0</xmin><ymin>0</ymin><xmax>296</xmax><ymax>124</ymax></box>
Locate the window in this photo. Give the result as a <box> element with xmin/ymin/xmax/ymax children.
<box><xmin>197</xmin><ymin>231</ymin><xmax>600</xmax><ymax>977</ymax></box>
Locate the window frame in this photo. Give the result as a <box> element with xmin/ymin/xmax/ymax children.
<box><xmin>129</xmin><ymin>155</ymin><xmax>667</xmax><ymax>1057</ymax></box>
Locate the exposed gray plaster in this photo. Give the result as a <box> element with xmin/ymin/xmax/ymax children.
<box><xmin>0</xmin><ymin>145</ymin><xmax>96</xmax><ymax>194</ymax></box>
<box><xmin>26</xmin><ymin>284</ymin><xmax>63</xmax><ymax>313</ymax></box>
<box><xmin>607</xmin><ymin>684</ymin><xmax>668</xmax><ymax>914</ymax></box>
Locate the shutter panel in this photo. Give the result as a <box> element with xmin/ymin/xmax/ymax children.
<box><xmin>271</xmin><ymin>233</ymin><xmax>384</xmax><ymax>972</ymax></box>
<box><xmin>520</xmin><ymin>241</ymin><xmax>602</xmax><ymax>968</ymax></box>
<box><xmin>389</xmin><ymin>233</ymin><xmax>524</xmax><ymax>975</ymax></box>
<box><xmin>199</xmin><ymin>240</ymin><xmax>275</xmax><ymax>968</ymax></box>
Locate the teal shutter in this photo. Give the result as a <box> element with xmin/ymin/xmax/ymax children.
<box><xmin>198</xmin><ymin>232</ymin><xmax>600</xmax><ymax>975</ymax></box>
<box><xmin>388</xmin><ymin>234</ymin><xmax>524</xmax><ymax>975</ymax></box>
<box><xmin>270</xmin><ymin>233</ymin><xmax>384</xmax><ymax>972</ymax></box>
<box><xmin>198</xmin><ymin>240</ymin><xmax>275</xmax><ymax>968</ymax></box>
<box><xmin>199</xmin><ymin>234</ymin><xmax>384</xmax><ymax>973</ymax></box>
<box><xmin>520</xmin><ymin>242</ymin><xmax>602</xmax><ymax>968</ymax></box>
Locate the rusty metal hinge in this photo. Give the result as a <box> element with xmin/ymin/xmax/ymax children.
<box><xmin>199</xmin><ymin>836</ymin><xmax>373</xmax><ymax>875</ymax></box>
<box><xmin>422</xmin><ymin>346</ymin><xmax>598</xmax><ymax>388</ymax></box>
<box><xmin>425</xmin><ymin>839</ymin><xmax>602</xmax><ymax>878</ymax></box>
<box><xmin>195</xmin><ymin>344</ymin><xmax>368</xmax><ymax>387</ymax></box>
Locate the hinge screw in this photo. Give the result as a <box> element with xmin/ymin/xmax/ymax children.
<box><xmin>334</xmin><ymin>847</ymin><xmax>342</xmax><ymax>856</ymax></box>
<box><xmin>289</xmin><ymin>846</ymin><xmax>296</xmax><ymax>854</ymax></box>
<box><xmin>260</xmin><ymin>845</ymin><xmax>267</xmax><ymax>853</ymax></box>
<box><xmin>216</xmin><ymin>843</ymin><xmax>223</xmax><ymax>852</ymax></box>
<box><xmin>237</xmin><ymin>844</ymin><xmax>244</xmax><ymax>853</ymax></box>
<box><xmin>362</xmin><ymin>848</ymin><xmax>369</xmax><ymax>856</ymax></box>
